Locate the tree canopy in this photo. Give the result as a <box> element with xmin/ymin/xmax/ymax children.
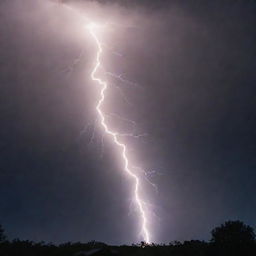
<box><xmin>0</xmin><ymin>224</ymin><xmax>6</xmax><ymax>242</ymax></box>
<box><xmin>211</xmin><ymin>220</ymin><xmax>255</xmax><ymax>245</ymax></box>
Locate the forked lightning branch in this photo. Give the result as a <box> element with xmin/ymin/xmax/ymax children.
<box><xmin>87</xmin><ymin>23</ymin><xmax>150</xmax><ymax>243</ymax></box>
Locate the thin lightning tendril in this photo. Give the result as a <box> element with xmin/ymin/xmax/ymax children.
<box><xmin>88</xmin><ymin>23</ymin><xmax>150</xmax><ymax>243</ymax></box>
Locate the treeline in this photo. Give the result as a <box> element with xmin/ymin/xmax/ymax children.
<box><xmin>0</xmin><ymin>220</ymin><xmax>256</xmax><ymax>256</ymax></box>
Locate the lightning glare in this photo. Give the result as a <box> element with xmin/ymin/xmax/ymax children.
<box><xmin>87</xmin><ymin>23</ymin><xmax>150</xmax><ymax>243</ymax></box>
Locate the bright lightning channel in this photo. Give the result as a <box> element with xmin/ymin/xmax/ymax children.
<box><xmin>87</xmin><ymin>22</ymin><xmax>150</xmax><ymax>243</ymax></box>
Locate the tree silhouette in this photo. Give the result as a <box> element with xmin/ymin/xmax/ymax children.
<box><xmin>0</xmin><ymin>224</ymin><xmax>6</xmax><ymax>242</ymax></box>
<box><xmin>210</xmin><ymin>220</ymin><xmax>255</xmax><ymax>256</ymax></box>
<box><xmin>211</xmin><ymin>220</ymin><xmax>255</xmax><ymax>245</ymax></box>
<box><xmin>0</xmin><ymin>220</ymin><xmax>255</xmax><ymax>256</ymax></box>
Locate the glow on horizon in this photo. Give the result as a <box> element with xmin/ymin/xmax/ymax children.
<box><xmin>87</xmin><ymin>22</ymin><xmax>150</xmax><ymax>243</ymax></box>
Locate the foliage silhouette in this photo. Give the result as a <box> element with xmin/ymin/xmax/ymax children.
<box><xmin>0</xmin><ymin>224</ymin><xmax>6</xmax><ymax>242</ymax></box>
<box><xmin>211</xmin><ymin>220</ymin><xmax>255</xmax><ymax>245</ymax></box>
<box><xmin>210</xmin><ymin>220</ymin><xmax>255</xmax><ymax>256</ymax></box>
<box><xmin>0</xmin><ymin>220</ymin><xmax>255</xmax><ymax>256</ymax></box>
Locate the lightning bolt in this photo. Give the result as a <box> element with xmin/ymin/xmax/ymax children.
<box><xmin>87</xmin><ymin>23</ymin><xmax>150</xmax><ymax>243</ymax></box>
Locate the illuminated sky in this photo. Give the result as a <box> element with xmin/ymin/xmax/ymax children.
<box><xmin>0</xmin><ymin>0</ymin><xmax>256</xmax><ymax>245</ymax></box>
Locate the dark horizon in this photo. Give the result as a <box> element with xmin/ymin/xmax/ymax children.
<box><xmin>1</xmin><ymin>221</ymin><xmax>256</xmax><ymax>256</ymax></box>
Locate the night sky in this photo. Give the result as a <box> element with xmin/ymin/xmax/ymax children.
<box><xmin>0</xmin><ymin>0</ymin><xmax>256</xmax><ymax>245</ymax></box>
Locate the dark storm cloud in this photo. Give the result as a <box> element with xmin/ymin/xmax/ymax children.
<box><xmin>0</xmin><ymin>0</ymin><xmax>256</xmax><ymax>245</ymax></box>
